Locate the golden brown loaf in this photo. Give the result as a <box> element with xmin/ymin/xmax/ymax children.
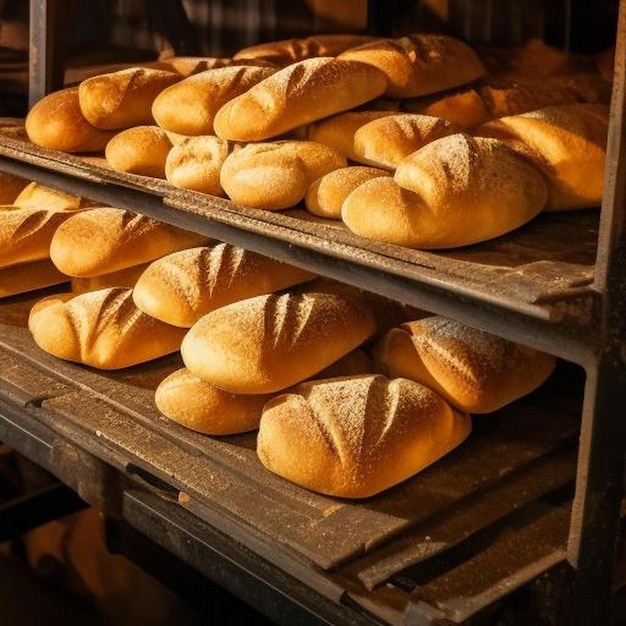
<box><xmin>49</xmin><ymin>207</ymin><xmax>209</xmax><ymax>277</ymax></box>
<box><xmin>78</xmin><ymin>67</ymin><xmax>181</xmax><ymax>130</ymax></box>
<box><xmin>338</xmin><ymin>33</ymin><xmax>485</xmax><ymax>98</ymax></box>
<box><xmin>304</xmin><ymin>165</ymin><xmax>391</xmax><ymax>219</ymax></box>
<box><xmin>212</xmin><ymin>57</ymin><xmax>389</xmax><ymax>141</ymax></box>
<box><xmin>180</xmin><ymin>281</ymin><xmax>378</xmax><ymax>394</ymax></box>
<box><xmin>0</xmin><ymin>259</ymin><xmax>68</xmax><ymax>298</ymax></box>
<box><xmin>257</xmin><ymin>374</ymin><xmax>472</xmax><ymax>498</ymax></box>
<box><xmin>476</xmin><ymin>103</ymin><xmax>609</xmax><ymax>211</ymax></box>
<box><xmin>132</xmin><ymin>244</ymin><xmax>316</xmax><ymax>327</ymax></box>
<box><xmin>164</xmin><ymin>135</ymin><xmax>233</xmax><ymax>196</ymax></box>
<box><xmin>219</xmin><ymin>140</ymin><xmax>347</xmax><ymax>210</ymax></box>
<box><xmin>342</xmin><ymin>133</ymin><xmax>548</xmax><ymax>249</ymax></box>
<box><xmin>155</xmin><ymin>367</ymin><xmax>272</xmax><ymax>435</ymax></box>
<box><xmin>373</xmin><ymin>316</ymin><xmax>557</xmax><ymax>414</ymax></box>
<box><xmin>28</xmin><ymin>287</ymin><xmax>187</xmax><ymax>370</ymax></box>
<box><xmin>25</xmin><ymin>87</ymin><xmax>116</xmax><ymax>153</ymax></box>
<box><xmin>14</xmin><ymin>182</ymin><xmax>95</xmax><ymax>211</ymax></box>
<box><xmin>151</xmin><ymin>65</ymin><xmax>277</xmax><ymax>136</ymax></box>
<box><xmin>104</xmin><ymin>125</ymin><xmax>173</xmax><ymax>178</ymax></box>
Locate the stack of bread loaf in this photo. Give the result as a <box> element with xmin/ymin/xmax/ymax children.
<box><xmin>22</xmin><ymin>31</ymin><xmax>612</xmax><ymax>251</ymax></box>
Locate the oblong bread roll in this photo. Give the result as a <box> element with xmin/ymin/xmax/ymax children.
<box><xmin>305</xmin><ymin>165</ymin><xmax>391</xmax><ymax>219</ymax></box>
<box><xmin>78</xmin><ymin>67</ymin><xmax>181</xmax><ymax>130</ymax></box>
<box><xmin>152</xmin><ymin>65</ymin><xmax>277</xmax><ymax>135</ymax></box>
<box><xmin>257</xmin><ymin>374</ymin><xmax>472</xmax><ymax>498</ymax></box>
<box><xmin>105</xmin><ymin>125</ymin><xmax>173</xmax><ymax>178</ymax></box>
<box><xmin>0</xmin><ymin>259</ymin><xmax>68</xmax><ymax>298</ymax></box>
<box><xmin>132</xmin><ymin>244</ymin><xmax>316</xmax><ymax>327</ymax></box>
<box><xmin>25</xmin><ymin>87</ymin><xmax>116</xmax><ymax>153</ymax></box>
<box><xmin>14</xmin><ymin>182</ymin><xmax>94</xmax><ymax>211</ymax></box>
<box><xmin>181</xmin><ymin>282</ymin><xmax>378</xmax><ymax>394</ymax></box>
<box><xmin>213</xmin><ymin>57</ymin><xmax>388</xmax><ymax>141</ymax></box>
<box><xmin>373</xmin><ymin>317</ymin><xmax>557</xmax><ymax>413</ymax></box>
<box><xmin>49</xmin><ymin>207</ymin><xmax>209</xmax><ymax>277</ymax></box>
<box><xmin>28</xmin><ymin>288</ymin><xmax>187</xmax><ymax>370</ymax></box>
<box><xmin>476</xmin><ymin>103</ymin><xmax>609</xmax><ymax>211</ymax></box>
<box><xmin>220</xmin><ymin>140</ymin><xmax>346</xmax><ymax>210</ymax></box>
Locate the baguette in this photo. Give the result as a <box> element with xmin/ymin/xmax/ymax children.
<box><xmin>257</xmin><ymin>374</ymin><xmax>471</xmax><ymax>498</ymax></box>
<box><xmin>132</xmin><ymin>244</ymin><xmax>316</xmax><ymax>327</ymax></box>
<box><xmin>49</xmin><ymin>207</ymin><xmax>209</xmax><ymax>277</ymax></box>
<box><xmin>213</xmin><ymin>57</ymin><xmax>388</xmax><ymax>142</ymax></box>
<box><xmin>28</xmin><ymin>288</ymin><xmax>187</xmax><ymax>370</ymax></box>
<box><xmin>14</xmin><ymin>182</ymin><xmax>95</xmax><ymax>211</ymax></box>
<box><xmin>373</xmin><ymin>316</ymin><xmax>557</xmax><ymax>413</ymax></box>
<box><xmin>0</xmin><ymin>259</ymin><xmax>68</xmax><ymax>298</ymax></box>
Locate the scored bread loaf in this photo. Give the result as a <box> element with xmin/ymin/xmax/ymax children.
<box><xmin>213</xmin><ymin>57</ymin><xmax>388</xmax><ymax>141</ymax></box>
<box><xmin>342</xmin><ymin>133</ymin><xmax>548</xmax><ymax>249</ymax></box>
<box><xmin>104</xmin><ymin>125</ymin><xmax>173</xmax><ymax>178</ymax></box>
<box><xmin>373</xmin><ymin>316</ymin><xmax>557</xmax><ymax>414</ymax></box>
<box><xmin>476</xmin><ymin>103</ymin><xmax>609</xmax><ymax>211</ymax></box>
<box><xmin>338</xmin><ymin>33</ymin><xmax>485</xmax><ymax>98</ymax></box>
<box><xmin>152</xmin><ymin>65</ymin><xmax>277</xmax><ymax>135</ymax></box>
<box><xmin>132</xmin><ymin>243</ymin><xmax>316</xmax><ymax>327</ymax></box>
<box><xmin>49</xmin><ymin>207</ymin><xmax>209</xmax><ymax>277</ymax></box>
<box><xmin>28</xmin><ymin>287</ymin><xmax>187</xmax><ymax>369</ymax></box>
<box><xmin>219</xmin><ymin>140</ymin><xmax>347</xmax><ymax>210</ymax></box>
<box><xmin>78</xmin><ymin>67</ymin><xmax>181</xmax><ymax>130</ymax></box>
<box><xmin>25</xmin><ymin>87</ymin><xmax>116</xmax><ymax>153</ymax></box>
<box><xmin>181</xmin><ymin>281</ymin><xmax>378</xmax><ymax>394</ymax></box>
<box><xmin>257</xmin><ymin>374</ymin><xmax>472</xmax><ymax>498</ymax></box>
<box><xmin>0</xmin><ymin>259</ymin><xmax>68</xmax><ymax>298</ymax></box>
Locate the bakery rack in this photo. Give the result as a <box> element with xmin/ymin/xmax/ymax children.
<box><xmin>0</xmin><ymin>1</ymin><xmax>623</xmax><ymax>624</ymax></box>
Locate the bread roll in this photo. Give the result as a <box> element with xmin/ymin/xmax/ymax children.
<box><xmin>155</xmin><ymin>367</ymin><xmax>272</xmax><ymax>435</ymax></box>
<box><xmin>14</xmin><ymin>182</ymin><xmax>94</xmax><ymax>211</ymax></box>
<box><xmin>132</xmin><ymin>243</ymin><xmax>316</xmax><ymax>327</ymax></box>
<box><xmin>220</xmin><ymin>140</ymin><xmax>346</xmax><ymax>210</ymax></box>
<box><xmin>352</xmin><ymin>114</ymin><xmax>459</xmax><ymax>169</ymax></box>
<box><xmin>78</xmin><ymin>67</ymin><xmax>181</xmax><ymax>130</ymax></box>
<box><xmin>213</xmin><ymin>57</ymin><xmax>388</xmax><ymax>141</ymax></box>
<box><xmin>476</xmin><ymin>103</ymin><xmax>609</xmax><ymax>210</ymax></box>
<box><xmin>25</xmin><ymin>87</ymin><xmax>116</xmax><ymax>153</ymax></box>
<box><xmin>104</xmin><ymin>126</ymin><xmax>173</xmax><ymax>178</ymax></box>
<box><xmin>152</xmin><ymin>65</ymin><xmax>277</xmax><ymax>135</ymax></box>
<box><xmin>181</xmin><ymin>282</ymin><xmax>378</xmax><ymax>394</ymax></box>
<box><xmin>28</xmin><ymin>288</ymin><xmax>187</xmax><ymax>370</ymax></box>
<box><xmin>70</xmin><ymin>263</ymin><xmax>150</xmax><ymax>295</ymax></box>
<box><xmin>338</xmin><ymin>33</ymin><xmax>485</xmax><ymax>98</ymax></box>
<box><xmin>305</xmin><ymin>165</ymin><xmax>391</xmax><ymax>219</ymax></box>
<box><xmin>0</xmin><ymin>172</ymin><xmax>29</xmax><ymax>204</ymax></box>
<box><xmin>0</xmin><ymin>259</ymin><xmax>68</xmax><ymax>298</ymax></box>
<box><xmin>373</xmin><ymin>317</ymin><xmax>557</xmax><ymax>413</ymax></box>
<box><xmin>49</xmin><ymin>207</ymin><xmax>209</xmax><ymax>277</ymax></box>
<box><xmin>257</xmin><ymin>374</ymin><xmax>472</xmax><ymax>498</ymax></box>
<box><xmin>164</xmin><ymin>135</ymin><xmax>233</xmax><ymax>195</ymax></box>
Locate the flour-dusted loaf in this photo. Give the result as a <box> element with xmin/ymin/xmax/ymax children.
<box><xmin>49</xmin><ymin>207</ymin><xmax>209</xmax><ymax>277</ymax></box>
<box><xmin>257</xmin><ymin>374</ymin><xmax>472</xmax><ymax>498</ymax></box>
<box><xmin>28</xmin><ymin>287</ymin><xmax>187</xmax><ymax>370</ymax></box>
<box><xmin>342</xmin><ymin>133</ymin><xmax>548</xmax><ymax>248</ymax></box>
<box><xmin>181</xmin><ymin>281</ymin><xmax>378</xmax><ymax>394</ymax></box>
<box><xmin>132</xmin><ymin>243</ymin><xmax>316</xmax><ymax>327</ymax></box>
<box><xmin>0</xmin><ymin>259</ymin><xmax>68</xmax><ymax>298</ymax></box>
<box><xmin>213</xmin><ymin>57</ymin><xmax>389</xmax><ymax>141</ymax></box>
<box><xmin>373</xmin><ymin>316</ymin><xmax>557</xmax><ymax>413</ymax></box>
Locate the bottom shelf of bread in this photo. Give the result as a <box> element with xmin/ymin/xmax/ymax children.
<box><xmin>0</xmin><ymin>287</ymin><xmax>584</xmax><ymax>625</ymax></box>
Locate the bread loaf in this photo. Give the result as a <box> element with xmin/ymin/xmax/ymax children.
<box><xmin>374</xmin><ymin>317</ymin><xmax>557</xmax><ymax>413</ymax></box>
<box><xmin>104</xmin><ymin>126</ymin><xmax>173</xmax><ymax>178</ymax></box>
<box><xmin>342</xmin><ymin>133</ymin><xmax>548</xmax><ymax>249</ymax></box>
<box><xmin>132</xmin><ymin>244</ymin><xmax>316</xmax><ymax>327</ymax></box>
<box><xmin>152</xmin><ymin>65</ymin><xmax>277</xmax><ymax>135</ymax></box>
<box><xmin>305</xmin><ymin>165</ymin><xmax>391</xmax><ymax>219</ymax></box>
<box><xmin>28</xmin><ymin>288</ymin><xmax>187</xmax><ymax>369</ymax></box>
<box><xmin>49</xmin><ymin>207</ymin><xmax>209</xmax><ymax>277</ymax></box>
<box><xmin>25</xmin><ymin>87</ymin><xmax>116</xmax><ymax>153</ymax></box>
<box><xmin>181</xmin><ymin>281</ymin><xmax>378</xmax><ymax>394</ymax></box>
<box><xmin>220</xmin><ymin>140</ymin><xmax>346</xmax><ymax>210</ymax></box>
<box><xmin>0</xmin><ymin>259</ymin><xmax>68</xmax><ymax>298</ymax></box>
<box><xmin>338</xmin><ymin>33</ymin><xmax>485</xmax><ymax>98</ymax></box>
<box><xmin>213</xmin><ymin>57</ymin><xmax>388</xmax><ymax>141</ymax></box>
<box><xmin>476</xmin><ymin>103</ymin><xmax>609</xmax><ymax>210</ymax></box>
<box><xmin>14</xmin><ymin>182</ymin><xmax>95</xmax><ymax>211</ymax></box>
<box><xmin>164</xmin><ymin>135</ymin><xmax>233</xmax><ymax>195</ymax></box>
<box><xmin>78</xmin><ymin>67</ymin><xmax>181</xmax><ymax>130</ymax></box>
<box><xmin>257</xmin><ymin>374</ymin><xmax>471</xmax><ymax>498</ymax></box>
